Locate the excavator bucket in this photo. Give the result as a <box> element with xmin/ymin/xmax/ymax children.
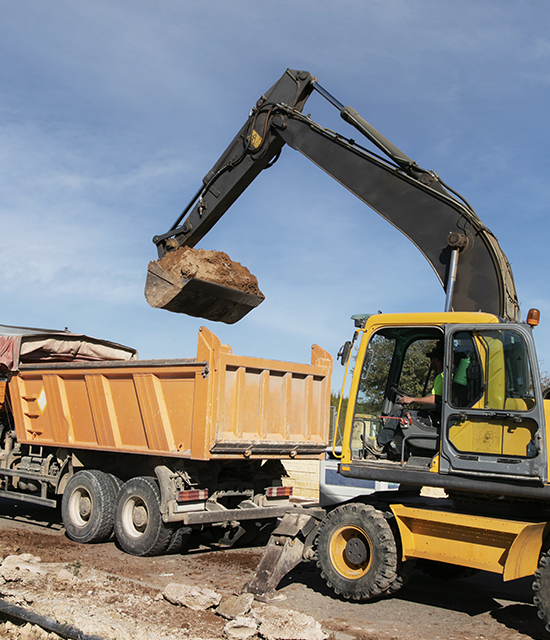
<box><xmin>144</xmin><ymin>247</ymin><xmax>265</xmax><ymax>324</ymax></box>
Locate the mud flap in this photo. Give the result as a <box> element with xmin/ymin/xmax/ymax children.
<box><xmin>244</xmin><ymin>508</ymin><xmax>325</xmax><ymax>602</ymax></box>
<box><xmin>145</xmin><ymin>261</ymin><xmax>264</xmax><ymax>324</ymax></box>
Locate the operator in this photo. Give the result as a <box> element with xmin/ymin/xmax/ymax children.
<box><xmin>366</xmin><ymin>343</ymin><xmax>444</xmax><ymax>457</ymax></box>
<box><xmin>398</xmin><ymin>344</ymin><xmax>444</xmax><ymax>408</ymax></box>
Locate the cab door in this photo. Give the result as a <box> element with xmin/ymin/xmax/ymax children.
<box><xmin>439</xmin><ymin>324</ymin><xmax>546</xmax><ymax>481</ymax></box>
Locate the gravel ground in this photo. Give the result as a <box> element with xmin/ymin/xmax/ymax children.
<box><xmin>0</xmin><ymin>499</ymin><xmax>548</xmax><ymax>640</ymax></box>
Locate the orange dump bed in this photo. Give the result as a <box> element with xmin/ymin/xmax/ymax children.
<box><xmin>8</xmin><ymin>327</ymin><xmax>332</xmax><ymax>461</ymax></box>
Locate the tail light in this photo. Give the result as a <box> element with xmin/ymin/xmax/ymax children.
<box><xmin>265</xmin><ymin>486</ymin><xmax>293</xmax><ymax>498</ymax></box>
<box><xmin>177</xmin><ymin>489</ymin><xmax>208</xmax><ymax>502</ymax></box>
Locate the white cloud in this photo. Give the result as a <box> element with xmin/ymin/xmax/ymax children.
<box><xmin>0</xmin><ymin>0</ymin><xmax>549</xmax><ymax>370</ymax></box>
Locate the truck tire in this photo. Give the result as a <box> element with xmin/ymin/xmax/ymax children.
<box><xmin>533</xmin><ymin>550</ymin><xmax>550</xmax><ymax>631</ymax></box>
<box><xmin>165</xmin><ymin>526</ymin><xmax>192</xmax><ymax>554</ymax></box>
<box><xmin>61</xmin><ymin>470</ymin><xmax>116</xmax><ymax>544</ymax></box>
<box><xmin>114</xmin><ymin>477</ymin><xmax>173</xmax><ymax>557</ymax></box>
<box><xmin>107</xmin><ymin>473</ymin><xmax>123</xmax><ymax>498</ymax></box>
<box><xmin>316</xmin><ymin>503</ymin><xmax>398</xmax><ymax>601</ymax></box>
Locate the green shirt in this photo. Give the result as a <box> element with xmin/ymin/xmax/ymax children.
<box><xmin>431</xmin><ymin>357</ymin><xmax>470</xmax><ymax>398</ymax></box>
<box><xmin>432</xmin><ymin>372</ymin><xmax>443</xmax><ymax>397</ymax></box>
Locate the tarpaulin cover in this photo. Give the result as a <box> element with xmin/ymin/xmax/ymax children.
<box><xmin>0</xmin><ymin>329</ymin><xmax>138</xmax><ymax>372</ymax></box>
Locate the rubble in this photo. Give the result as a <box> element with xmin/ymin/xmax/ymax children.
<box><xmin>223</xmin><ymin>615</ymin><xmax>258</xmax><ymax>640</ymax></box>
<box><xmin>155</xmin><ymin>247</ymin><xmax>263</xmax><ymax>296</ymax></box>
<box><xmin>0</xmin><ymin>551</ymin><xmax>335</xmax><ymax>640</ymax></box>
<box><xmin>216</xmin><ymin>593</ymin><xmax>255</xmax><ymax>620</ymax></box>
<box><xmin>251</xmin><ymin>605</ymin><xmax>328</xmax><ymax>640</ymax></box>
<box><xmin>162</xmin><ymin>582</ymin><xmax>222</xmax><ymax>610</ymax></box>
<box><xmin>0</xmin><ymin>554</ymin><xmax>222</xmax><ymax>640</ymax></box>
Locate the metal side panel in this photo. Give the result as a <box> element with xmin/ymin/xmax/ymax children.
<box><xmin>211</xmin><ymin>348</ymin><xmax>332</xmax><ymax>458</ymax></box>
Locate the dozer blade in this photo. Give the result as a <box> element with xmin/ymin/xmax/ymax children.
<box><xmin>145</xmin><ymin>260</ymin><xmax>265</xmax><ymax>324</ymax></box>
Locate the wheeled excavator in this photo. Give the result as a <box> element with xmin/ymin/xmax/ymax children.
<box><xmin>146</xmin><ymin>69</ymin><xmax>550</xmax><ymax>630</ymax></box>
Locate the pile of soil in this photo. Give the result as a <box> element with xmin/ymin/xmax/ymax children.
<box><xmin>158</xmin><ymin>247</ymin><xmax>263</xmax><ymax>297</ymax></box>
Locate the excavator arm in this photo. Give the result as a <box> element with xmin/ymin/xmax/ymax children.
<box><xmin>152</xmin><ymin>70</ymin><xmax>315</xmax><ymax>253</ymax></box>
<box><xmin>146</xmin><ymin>69</ymin><xmax>519</xmax><ymax>323</ymax></box>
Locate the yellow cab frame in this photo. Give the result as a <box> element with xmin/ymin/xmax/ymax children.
<box><xmin>335</xmin><ymin>311</ymin><xmax>550</xmax><ymax>580</ymax></box>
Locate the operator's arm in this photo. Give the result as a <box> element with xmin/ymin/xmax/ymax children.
<box><xmin>399</xmin><ymin>394</ymin><xmax>437</xmax><ymax>407</ymax></box>
<box><xmin>400</xmin><ymin>372</ymin><xmax>442</xmax><ymax>406</ymax></box>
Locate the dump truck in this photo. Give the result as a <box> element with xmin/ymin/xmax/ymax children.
<box><xmin>147</xmin><ymin>69</ymin><xmax>550</xmax><ymax>630</ymax></box>
<box><xmin>0</xmin><ymin>324</ymin><xmax>331</xmax><ymax>556</ymax></box>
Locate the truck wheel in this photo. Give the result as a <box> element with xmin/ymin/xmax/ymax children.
<box><xmin>166</xmin><ymin>526</ymin><xmax>192</xmax><ymax>554</ymax></box>
<box><xmin>533</xmin><ymin>550</ymin><xmax>550</xmax><ymax>631</ymax></box>
<box><xmin>107</xmin><ymin>473</ymin><xmax>123</xmax><ymax>497</ymax></box>
<box><xmin>61</xmin><ymin>470</ymin><xmax>116</xmax><ymax>544</ymax></box>
<box><xmin>316</xmin><ymin>503</ymin><xmax>398</xmax><ymax>601</ymax></box>
<box><xmin>114</xmin><ymin>477</ymin><xmax>173</xmax><ymax>557</ymax></box>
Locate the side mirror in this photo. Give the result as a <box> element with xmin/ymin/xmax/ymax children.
<box><xmin>337</xmin><ymin>341</ymin><xmax>352</xmax><ymax>366</ymax></box>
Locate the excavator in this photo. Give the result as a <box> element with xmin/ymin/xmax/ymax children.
<box><xmin>146</xmin><ymin>70</ymin><xmax>550</xmax><ymax>630</ymax></box>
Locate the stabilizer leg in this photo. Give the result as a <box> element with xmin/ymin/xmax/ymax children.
<box><xmin>243</xmin><ymin>508</ymin><xmax>325</xmax><ymax>602</ymax></box>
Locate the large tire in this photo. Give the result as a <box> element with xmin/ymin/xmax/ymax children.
<box><xmin>107</xmin><ymin>473</ymin><xmax>124</xmax><ymax>497</ymax></box>
<box><xmin>61</xmin><ymin>470</ymin><xmax>116</xmax><ymax>544</ymax></box>
<box><xmin>386</xmin><ymin>557</ymin><xmax>417</xmax><ymax>595</ymax></box>
<box><xmin>114</xmin><ymin>477</ymin><xmax>173</xmax><ymax>557</ymax></box>
<box><xmin>316</xmin><ymin>503</ymin><xmax>398</xmax><ymax>601</ymax></box>
<box><xmin>165</xmin><ymin>526</ymin><xmax>192</xmax><ymax>555</ymax></box>
<box><xmin>533</xmin><ymin>550</ymin><xmax>550</xmax><ymax>631</ymax></box>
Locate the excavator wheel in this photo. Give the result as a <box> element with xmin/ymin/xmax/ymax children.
<box><xmin>533</xmin><ymin>549</ymin><xmax>550</xmax><ymax>631</ymax></box>
<box><xmin>316</xmin><ymin>503</ymin><xmax>399</xmax><ymax>601</ymax></box>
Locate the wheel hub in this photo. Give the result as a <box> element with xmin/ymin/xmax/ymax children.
<box><xmin>132</xmin><ymin>505</ymin><xmax>148</xmax><ymax>529</ymax></box>
<box><xmin>78</xmin><ymin>496</ymin><xmax>91</xmax><ymax>519</ymax></box>
<box><xmin>344</xmin><ymin>536</ymin><xmax>368</xmax><ymax>565</ymax></box>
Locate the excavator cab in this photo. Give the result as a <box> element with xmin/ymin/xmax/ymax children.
<box><xmin>340</xmin><ymin>312</ymin><xmax>547</xmax><ymax>489</ymax></box>
<box><xmin>440</xmin><ymin>323</ymin><xmax>543</xmax><ymax>479</ymax></box>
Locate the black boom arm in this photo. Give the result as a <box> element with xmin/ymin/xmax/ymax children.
<box><xmin>152</xmin><ymin>69</ymin><xmax>519</xmax><ymax>321</ymax></box>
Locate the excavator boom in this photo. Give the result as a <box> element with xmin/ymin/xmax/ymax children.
<box><xmin>146</xmin><ymin>69</ymin><xmax>519</xmax><ymax>323</ymax></box>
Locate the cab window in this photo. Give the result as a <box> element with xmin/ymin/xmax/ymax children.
<box><xmin>450</xmin><ymin>329</ymin><xmax>535</xmax><ymax>411</ymax></box>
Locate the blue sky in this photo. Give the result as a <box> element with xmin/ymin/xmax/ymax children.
<box><xmin>2</xmin><ymin>1</ymin><xmax>550</xmax><ymax>387</ymax></box>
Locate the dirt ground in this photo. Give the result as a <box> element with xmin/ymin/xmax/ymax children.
<box><xmin>0</xmin><ymin>499</ymin><xmax>548</xmax><ymax>640</ymax></box>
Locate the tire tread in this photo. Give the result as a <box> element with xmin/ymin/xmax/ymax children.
<box><xmin>61</xmin><ymin>469</ymin><xmax>116</xmax><ymax>544</ymax></box>
<box><xmin>316</xmin><ymin>503</ymin><xmax>398</xmax><ymax>602</ymax></box>
<box><xmin>114</xmin><ymin>476</ymin><xmax>173</xmax><ymax>557</ymax></box>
